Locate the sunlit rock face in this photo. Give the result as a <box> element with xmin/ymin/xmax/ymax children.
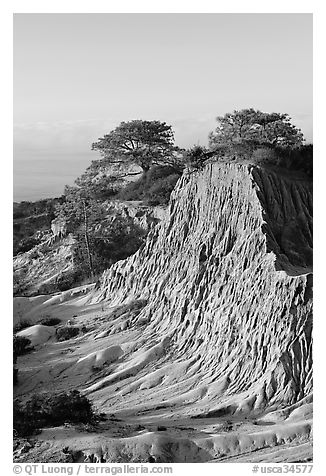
<box><xmin>90</xmin><ymin>163</ymin><xmax>312</xmax><ymax>417</ymax></box>
<box><xmin>14</xmin><ymin>163</ymin><xmax>313</xmax><ymax>463</ymax></box>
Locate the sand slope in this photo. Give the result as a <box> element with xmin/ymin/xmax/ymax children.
<box><xmin>14</xmin><ymin>163</ymin><xmax>313</xmax><ymax>463</ymax></box>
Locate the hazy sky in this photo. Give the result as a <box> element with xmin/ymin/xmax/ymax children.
<box><xmin>14</xmin><ymin>13</ymin><xmax>313</xmax><ymax>161</ymax></box>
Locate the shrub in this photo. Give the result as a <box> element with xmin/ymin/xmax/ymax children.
<box><xmin>13</xmin><ymin>400</ymin><xmax>36</xmax><ymax>436</ymax></box>
<box><xmin>35</xmin><ymin>283</ymin><xmax>53</xmax><ymax>295</ymax></box>
<box><xmin>72</xmin><ymin>217</ymin><xmax>146</xmax><ymax>281</ymax></box>
<box><xmin>15</xmin><ymin>236</ymin><xmax>39</xmax><ymax>254</ymax></box>
<box><xmin>13</xmin><ymin>335</ymin><xmax>33</xmax><ymax>386</ymax></box>
<box><xmin>251</xmin><ymin>147</ymin><xmax>278</xmax><ymax>165</ymax></box>
<box><xmin>55</xmin><ymin>271</ymin><xmax>81</xmax><ymax>292</ymax></box>
<box><xmin>145</xmin><ymin>173</ymin><xmax>180</xmax><ymax>205</ymax></box>
<box><xmin>13</xmin><ymin>335</ymin><xmax>33</xmax><ymax>356</ymax></box>
<box><xmin>13</xmin><ymin>274</ymin><xmax>27</xmax><ymax>297</ymax></box>
<box><xmin>276</xmin><ymin>144</ymin><xmax>313</xmax><ymax>177</ymax></box>
<box><xmin>117</xmin><ymin>166</ymin><xmax>181</xmax><ymax>205</ymax></box>
<box><xmin>56</xmin><ymin>326</ymin><xmax>80</xmax><ymax>341</ymax></box>
<box><xmin>39</xmin><ymin>317</ymin><xmax>61</xmax><ymax>326</ymax></box>
<box><xmin>13</xmin><ymin>390</ymin><xmax>95</xmax><ymax>437</ymax></box>
<box><xmin>219</xmin><ymin>420</ymin><xmax>234</xmax><ymax>432</ymax></box>
<box><xmin>13</xmin><ymin>320</ymin><xmax>31</xmax><ymax>333</ymax></box>
<box><xmin>184</xmin><ymin>145</ymin><xmax>209</xmax><ymax>170</ymax></box>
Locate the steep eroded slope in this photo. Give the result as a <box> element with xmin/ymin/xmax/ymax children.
<box><xmin>87</xmin><ymin>164</ymin><xmax>312</xmax><ymax>417</ymax></box>
<box><xmin>14</xmin><ymin>163</ymin><xmax>313</xmax><ymax>462</ymax></box>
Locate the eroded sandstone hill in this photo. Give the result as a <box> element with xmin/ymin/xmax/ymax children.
<box><xmin>88</xmin><ymin>163</ymin><xmax>312</xmax><ymax>411</ymax></box>
<box><xmin>14</xmin><ymin>163</ymin><xmax>313</xmax><ymax>463</ymax></box>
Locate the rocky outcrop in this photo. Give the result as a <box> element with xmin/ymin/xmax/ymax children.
<box><xmin>51</xmin><ymin>218</ymin><xmax>67</xmax><ymax>240</ymax></box>
<box><xmin>13</xmin><ymin>234</ymin><xmax>75</xmax><ymax>296</ymax></box>
<box><xmin>88</xmin><ymin>163</ymin><xmax>312</xmax><ymax>416</ymax></box>
<box><xmin>13</xmin><ymin>201</ymin><xmax>166</xmax><ymax>296</ymax></box>
<box><xmin>13</xmin><ymin>163</ymin><xmax>313</xmax><ymax>463</ymax></box>
<box><xmin>104</xmin><ymin>200</ymin><xmax>168</xmax><ymax>231</ymax></box>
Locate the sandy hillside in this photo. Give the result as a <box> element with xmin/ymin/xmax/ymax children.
<box><xmin>13</xmin><ymin>163</ymin><xmax>312</xmax><ymax>463</ymax></box>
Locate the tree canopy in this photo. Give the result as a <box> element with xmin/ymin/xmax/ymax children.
<box><xmin>209</xmin><ymin>109</ymin><xmax>304</xmax><ymax>153</ymax></box>
<box><xmin>92</xmin><ymin>120</ymin><xmax>177</xmax><ymax>173</ymax></box>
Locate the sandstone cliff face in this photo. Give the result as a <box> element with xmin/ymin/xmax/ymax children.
<box><xmin>89</xmin><ymin>163</ymin><xmax>312</xmax><ymax>416</ymax></box>
<box><xmin>103</xmin><ymin>200</ymin><xmax>167</xmax><ymax>230</ymax></box>
<box><xmin>13</xmin><ymin>234</ymin><xmax>75</xmax><ymax>296</ymax></box>
<box><xmin>13</xmin><ymin>163</ymin><xmax>313</xmax><ymax>463</ymax></box>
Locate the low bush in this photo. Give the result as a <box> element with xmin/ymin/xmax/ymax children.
<box><xmin>276</xmin><ymin>144</ymin><xmax>313</xmax><ymax>177</ymax></box>
<box><xmin>13</xmin><ymin>390</ymin><xmax>96</xmax><ymax>437</ymax></box>
<box><xmin>55</xmin><ymin>271</ymin><xmax>81</xmax><ymax>292</ymax></box>
<box><xmin>39</xmin><ymin>317</ymin><xmax>61</xmax><ymax>326</ymax></box>
<box><xmin>117</xmin><ymin>166</ymin><xmax>181</xmax><ymax>205</ymax></box>
<box><xmin>251</xmin><ymin>147</ymin><xmax>278</xmax><ymax>165</ymax></box>
<box><xmin>15</xmin><ymin>236</ymin><xmax>39</xmax><ymax>254</ymax></box>
<box><xmin>218</xmin><ymin>420</ymin><xmax>234</xmax><ymax>432</ymax></box>
<box><xmin>72</xmin><ymin>217</ymin><xmax>146</xmax><ymax>280</ymax></box>
<box><xmin>13</xmin><ymin>320</ymin><xmax>31</xmax><ymax>333</ymax></box>
<box><xmin>184</xmin><ymin>145</ymin><xmax>210</xmax><ymax>170</ymax></box>
<box><xmin>56</xmin><ymin>326</ymin><xmax>80</xmax><ymax>341</ymax></box>
<box><xmin>13</xmin><ymin>335</ymin><xmax>33</xmax><ymax>386</ymax></box>
<box><xmin>145</xmin><ymin>174</ymin><xmax>180</xmax><ymax>205</ymax></box>
<box><xmin>36</xmin><ymin>272</ymin><xmax>81</xmax><ymax>295</ymax></box>
<box><xmin>13</xmin><ymin>335</ymin><xmax>33</xmax><ymax>356</ymax></box>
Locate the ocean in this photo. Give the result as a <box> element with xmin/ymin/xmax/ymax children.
<box><xmin>13</xmin><ymin>155</ymin><xmax>95</xmax><ymax>202</ymax></box>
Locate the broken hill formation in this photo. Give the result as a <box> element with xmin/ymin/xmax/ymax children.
<box><xmin>14</xmin><ymin>162</ymin><xmax>313</xmax><ymax>462</ymax></box>
<box><xmin>88</xmin><ymin>163</ymin><xmax>312</xmax><ymax>411</ymax></box>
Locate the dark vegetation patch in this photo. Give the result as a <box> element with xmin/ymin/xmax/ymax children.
<box><xmin>117</xmin><ymin>166</ymin><xmax>181</xmax><ymax>205</ymax></box>
<box><xmin>54</xmin><ymin>186</ymin><xmax>148</xmax><ymax>285</ymax></box>
<box><xmin>36</xmin><ymin>270</ymin><xmax>86</xmax><ymax>295</ymax></box>
<box><xmin>39</xmin><ymin>317</ymin><xmax>61</xmax><ymax>326</ymax></box>
<box><xmin>191</xmin><ymin>405</ymin><xmax>236</xmax><ymax>419</ymax></box>
<box><xmin>183</xmin><ymin>146</ymin><xmax>213</xmax><ymax>171</ymax></box>
<box><xmin>217</xmin><ymin>420</ymin><xmax>234</xmax><ymax>432</ymax></box>
<box><xmin>187</xmin><ymin>144</ymin><xmax>313</xmax><ymax>178</ymax></box>
<box><xmin>13</xmin><ymin>335</ymin><xmax>33</xmax><ymax>356</ymax></box>
<box><xmin>72</xmin><ymin>217</ymin><xmax>146</xmax><ymax>281</ymax></box>
<box><xmin>56</xmin><ymin>326</ymin><xmax>80</xmax><ymax>342</ymax></box>
<box><xmin>13</xmin><ymin>335</ymin><xmax>33</xmax><ymax>385</ymax></box>
<box><xmin>13</xmin><ymin>320</ymin><xmax>31</xmax><ymax>333</ymax></box>
<box><xmin>13</xmin><ymin>390</ymin><xmax>96</xmax><ymax>437</ymax></box>
<box><xmin>251</xmin><ymin>144</ymin><xmax>313</xmax><ymax>177</ymax></box>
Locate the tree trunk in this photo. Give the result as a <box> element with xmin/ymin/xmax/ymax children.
<box><xmin>82</xmin><ymin>199</ymin><xmax>95</xmax><ymax>281</ymax></box>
